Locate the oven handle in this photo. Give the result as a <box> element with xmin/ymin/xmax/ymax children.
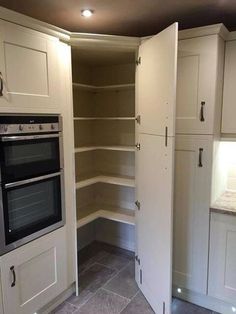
<box><xmin>4</xmin><ymin>172</ymin><xmax>62</xmax><ymax>189</ymax></box>
<box><xmin>0</xmin><ymin>134</ymin><xmax>60</xmax><ymax>142</ymax></box>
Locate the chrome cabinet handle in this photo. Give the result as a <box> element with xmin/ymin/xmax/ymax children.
<box><xmin>10</xmin><ymin>266</ymin><xmax>16</xmax><ymax>287</ymax></box>
<box><xmin>0</xmin><ymin>72</ymin><xmax>3</xmax><ymax>96</ymax></box>
<box><xmin>200</xmin><ymin>101</ymin><xmax>205</xmax><ymax>122</ymax></box>
<box><xmin>198</xmin><ymin>148</ymin><xmax>203</xmax><ymax>167</ymax></box>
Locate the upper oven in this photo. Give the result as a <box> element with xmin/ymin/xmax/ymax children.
<box><xmin>0</xmin><ymin>115</ymin><xmax>62</xmax><ymax>184</ymax></box>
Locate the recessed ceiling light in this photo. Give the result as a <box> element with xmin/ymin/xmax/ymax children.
<box><xmin>81</xmin><ymin>9</ymin><xmax>93</xmax><ymax>18</ymax></box>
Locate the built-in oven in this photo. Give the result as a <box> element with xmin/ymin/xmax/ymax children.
<box><xmin>0</xmin><ymin>115</ymin><xmax>65</xmax><ymax>255</ymax></box>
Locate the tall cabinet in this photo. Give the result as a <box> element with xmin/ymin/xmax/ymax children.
<box><xmin>72</xmin><ymin>24</ymin><xmax>178</xmax><ymax>314</ymax></box>
<box><xmin>173</xmin><ymin>26</ymin><xmax>225</xmax><ymax>298</ymax></box>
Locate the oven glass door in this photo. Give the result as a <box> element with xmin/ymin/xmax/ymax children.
<box><xmin>2</xmin><ymin>173</ymin><xmax>63</xmax><ymax>245</ymax></box>
<box><xmin>0</xmin><ymin>134</ymin><xmax>61</xmax><ymax>183</ymax></box>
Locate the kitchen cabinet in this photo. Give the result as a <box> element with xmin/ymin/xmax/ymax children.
<box><xmin>208</xmin><ymin>213</ymin><xmax>236</xmax><ymax>304</ymax></box>
<box><xmin>0</xmin><ymin>20</ymin><xmax>61</xmax><ymax>113</ymax></box>
<box><xmin>173</xmin><ymin>135</ymin><xmax>213</xmax><ymax>294</ymax></box>
<box><xmin>0</xmin><ymin>227</ymin><xmax>67</xmax><ymax>314</ymax></box>
<box><xmin>222</xmin><ymin>40</ymin><xmax>236</xmax><ymax>133</ymax></box>
<box><xmin>176</xmin><ymin>35</ymin><xmax>224</xmax><ymax>135</ymax></box>
<box><xmin>0</xmin><ymin>275</ymin><xmax>3</xmax><ymax>314</ymax></box>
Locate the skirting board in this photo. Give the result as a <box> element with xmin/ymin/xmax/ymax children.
<box><xmin>172</xmin><ymin>285</ymin><xmax>235</xmax><ymax>314</ymax></box>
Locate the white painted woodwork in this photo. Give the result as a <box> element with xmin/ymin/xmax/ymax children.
<box><xmin>136</xmin><ymin>134</ymin><xmax>174</xmax><ymax>314</ymax></box>
<box><xmin>0</xmin><ymin>20</ymin><xmax>60</xmax><ymax>113</ymax></box>
<box><xmin>75</xmin><ymin>145</ymin><xmax>135</xmax><ymax>153</ymax></box>
<box><xmin>76</xmin><ymin>175</ymin><xmax>135</xmax><ymax>189</ymax></box>
<box><xmin>208</xmin><ymin>213</ymin><xmax>236</xmax><ymax>304</ymax></box>
<box><xmin>222</xmin><ymin>40</ymin><xmax>236</xmax><ymax>133</ymax></box>
<box><xmin>176</xmin><ymin>35</ymin><xmax>224</xmax><ymax>135</ymax></box>
<box><xmin>0</xmin><ymin>228</ymin><xmax>67</xmax><ymax>314</ymax></box>
<box><xmin>173</xmin><ymin>135</ymin><xmax>213</xmax><ymax>294</ymax></box>
<box><xmin>136</xmin><ymin>23</ymin><xmax>178</xmax><ymax>137</ymax></box>
<box><xmin>77</xmin><ymin>208</ymin><xmax>135</xmax><ymax>228</ymax></box>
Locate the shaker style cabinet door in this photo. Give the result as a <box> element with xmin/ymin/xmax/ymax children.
<box><xmin>222</xmin><ymin>40</ymin><xmax>236</xmax><ymax>133</ymax></box>
<box><xmin>136</xmin><ymin>23</ymin><xmax>178</xmax><ymax>137</ymax></box>
<box><xmin>0</xmin><ymin>228</ymin><xmax>67</xmax><ymax>314</ymax></box>
<box><xmin>176</xmin><ymin>35</ymin><xmax>222</xmax><ymax>135</ymax></box>
<box><xmin>208</xmin><ymin>213</ymin><xmax>236</xmax><ymax>304</ymax></box>
<box><xmin>173</xmin><ymin>135</ymin><xmax>212</xmax><ymax>294</ymax></box>
<box><xmin>135</xmin><ymin>23</ymin><xmax>178</xmax><ymax>314</ymax></box>
<box><xmin>0</xmin><ymin>20</ymin><xmax>60</xmax><ymax>113</ymax></box>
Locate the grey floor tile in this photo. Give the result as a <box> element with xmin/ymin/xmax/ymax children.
<box><xmin>96</xmin><ymin>251</ymin><xmax>132</xmax><ymax>270</ymax></box>
<box><xmin>79</xmin><ymin>251</ymin><xmax>107</xmax><ymax>274</ymax></box>
<box><xmin>172</xmin><ymin>298</ymin><xmax>212</xmax><ymax>314</ymax></box>
<box><xmin>75</xmin><ymin>288</ymin><xmax>129</xmax><ymax>314</ymax></box>
<box><xmin>51</xmin><ymin>301</ymin><xmax>78</xmax><ymax>314</ymax></box>
<box><xmin>104</xmin><ymin>262</ymin><xmax>139</xmax><ymax>299</ymax></box>
<box><xmin>66</xmin><ymin>290</ymin><xmax>94</xmax><ymax>310</ymax></box>
<box><xmin>121</xmin><ymin>291</ymin><xmax>154</xmax><ymax>314</ymax></box>
<box><xmin>79</xmin><ymin>262</ymin><xmax>116</xmax><ymax>293</ymax></box>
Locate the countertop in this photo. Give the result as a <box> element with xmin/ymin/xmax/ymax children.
<box><xmin>211</xmin><ymin>190</ymin><xmax>236</xmax><ymax>216</ymax></box>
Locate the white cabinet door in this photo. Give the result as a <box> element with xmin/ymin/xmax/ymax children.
<box><xmin>208</xmin><ymin>213</ymin><xmax>236</xmax><ymax>304</ymax></box>
<box><xmin>135</xmin><ymin>23</ymin><xmax>178</xmax><ymax>314</ymax></box>
<box><xmin>0</xmin><ymin>273</ymin><xmax>3</xmax><ymax>314</ymax></box>
<box><xmin>0</xmin><ymin>20</ymin><xmax>60</xmax><ymax>113</ymax></box>
<box><xmin>173</xmin><ymin>135</ymin><xmax>212</xmax><ymax>294</ymax></box>
<box><xmin>1</xmin><ymin>228</ymin><xmax>67</xmax><ymax>314</ymax></box>
<box><xmin>222</xmin><ymin>40</ymin><xmax>236</xmax><ymax>133</ymax></box>
<box><xmin>136</xmin><ymin>23</ymin><xmax>178</xmax><ymax>137</ymax></box>
<box><xmin>176</xmin><ymin>36</ymin><xmax>222</xmax><ymax>135</ymax></box>
<box><xmin>136</xmin><ymin>134</ymin><xmax>174</xmax><ymax>314</ymax></box>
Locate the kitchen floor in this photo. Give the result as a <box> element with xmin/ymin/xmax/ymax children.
<box><xmin>52</xmin><ymin>242</ymin><xmax>218</xmax><ymax>314</ymax></box>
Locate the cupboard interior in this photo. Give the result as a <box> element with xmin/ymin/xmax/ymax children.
<box><xmin>72</xmin><ymin>46</ymin><xmax>136</xmax><ymax>252</ymax></box>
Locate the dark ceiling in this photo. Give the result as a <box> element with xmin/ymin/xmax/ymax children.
<box><xmin>0</xmin><ymin>0</ymin><xmax>236</xmax><ymax>36</ymax></box>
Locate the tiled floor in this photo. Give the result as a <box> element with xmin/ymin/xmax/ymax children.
<box><xmin>51</xmin><ymin>242</ymin><xmax>218</xmax><ymax>314</ymax></box>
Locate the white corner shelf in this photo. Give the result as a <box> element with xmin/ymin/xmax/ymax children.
<box><xmin>77</xmin><ymin>208</ymin><xmax>135</xmax><ymax>229</ymax></box>
<box><xmin>76</xmin><ymin>175</ymin><xmax>135</xmax><ymax>189</ymax></box>
<box><xmin>74</xmin><ymin>145</ymin><xmax>135</xmax><ymax>153</ymax></box>
<box><xmin>73</xmin><ymin>117</ymin><xmax>135</xmax><ymax>121</ymax></box>
<box><xmin>72</xmin><ymin>82</ymin><xmax>135</xmax><ymax>91</ymax></box>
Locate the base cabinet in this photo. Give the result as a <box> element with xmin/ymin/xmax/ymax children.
<box><xmin>0</xmin><ymin>228</ymin><xmax>67</xmax><ymax>314</ymax></box>
<box><xmin>208</xmin><ymin>213</ymin><xmax>236</xmax><ymax>304</ymax></box>
<box><xmin>173</xmin><ymin>135</ymin><xmax>213</xmax><ymax>294</ymax></box>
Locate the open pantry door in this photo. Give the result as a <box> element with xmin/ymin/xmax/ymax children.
<box><xmin>135</xmin><ymin>23</ymin><xmax>178</xmax><ymax>314</ymax></box>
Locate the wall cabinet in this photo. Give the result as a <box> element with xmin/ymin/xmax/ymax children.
<box><xmin>176</xmin><ymin>35</ymin><xmax>224</xmax><ymax>135</ymax></box>
<box><xmin>0</xmin><ymin>228</ymin><xmax>67</xmax><ymax>314</ymax></box>
<box><xmin>0</xmin><ymin>20</ymin><xmax>61</xmax><ymax>113</ymax></box>
<box><xmin>208</xmin><ymin>213</ymin><xmax>236</xmax><ymax>304</ymax></box>
<box><xmin>173</xmin><ymin>135</ymin><xmax>213</xmax><ymax>294</ymax></box>
<box><xmin>222</xmin><ymin>40</ymin><xmax>236</xmax><ymax>133</ymax></box>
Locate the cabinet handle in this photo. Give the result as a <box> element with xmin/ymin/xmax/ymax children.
<box><xmin>10</xmin><ymin>266</ymin><xmax>16</xmax><ymax>287</ymax></box>
<box><xmin>0</xmin><ymin>72</ymin><xmax>3</xmax><ymax>96</ymax></box>
<box><xmin>200</xmin><ymin>101</ymin><xmax>205</xmax><ymax>122</ymax></box>
<box><xmin>198</xmin><ymin>148</ymin><xmax>203</xmax><ymax>167</ymax></box>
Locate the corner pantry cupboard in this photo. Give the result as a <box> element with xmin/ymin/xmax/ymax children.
<box><xmin>73</xmin><ymin>23</ymin><xmax>178</xmax><ymax>314</ymax></box>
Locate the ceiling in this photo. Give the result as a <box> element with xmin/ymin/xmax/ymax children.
<box><xmin>0</xmin><ymin>0</ymin><xmax>236</xmax><ymax>36</ymax></box>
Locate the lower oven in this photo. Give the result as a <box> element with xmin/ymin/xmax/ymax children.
<box><xmin>0</xmin><ymin>115</ymin><xmax>65</xmax><ymax>255</ymax></box>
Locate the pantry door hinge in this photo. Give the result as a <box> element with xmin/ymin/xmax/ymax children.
<box><xmin>136</xmin><ymin>57</ymin><xmax>141</xmax><ymax>66</ymax></box>
<box><xmin>135</xmin><ymin>200</ymin><xmax>141</xmax><ymax>210</ymax></box>
<box><xmin>136</xmin><ymin>143</ymin><xmax>141</xmax><ymax>150</ymax></box>
<box><xmin>135</xmin><ymin>115</ymin><xmax>141</xmax><ymax>124</ymax></box>
<box><xmin>135</xmin><ymin>255</ymin><xmax>140</xmax><ymax>265</ymax></box>
<box><xmin>140</xmin><ymin>269</ymin><xmax>142</xmax><ymax>284</ymax></box>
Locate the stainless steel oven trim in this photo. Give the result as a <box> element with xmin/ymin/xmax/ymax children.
<box><xmin>0</xmin><ymin>170</ymin><xmax>65</xmax><ymax>256</ymax></box>
<box><xmin>0</xmin><ymin>134</ymin><xmax>60</xmax><ymax>142</ymax></box>
<box><xmin>4</xmin><ymin>172</ymin><xmax>62</xmax><ymax>189</ymax></box>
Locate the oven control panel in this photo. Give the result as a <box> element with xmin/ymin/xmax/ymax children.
<box><xmin>0</xmin><ymin>115</ymin><xmax>61</xmax><ymax>134</ymax></box>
